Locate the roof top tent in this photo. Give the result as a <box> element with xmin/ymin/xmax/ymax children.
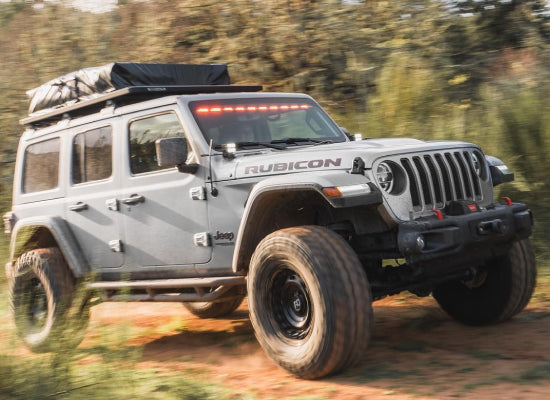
<box><xmin>22</xmin><ymin>62</ymin><xmax>262</xmax><ymax>127</ymax></box>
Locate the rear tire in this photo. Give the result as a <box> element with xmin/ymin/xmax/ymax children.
<box><xmin>248</xmin><ymin>226</ymin><xmax>372</xmax><ymax>379</ymax></box>
<box><xmin>10</xmin><ymin>248</ymin><xmax>89</xmax><ymax>352</ymax></box>
<box><xmin>433</xmin><ymin>239</ymin><xmax>537</xmax><ymax>326</ymax></box>
<box><xmin>183</xmin><ymin>296</ymin><xmax>244</xmax><ymax>318</ymax></box>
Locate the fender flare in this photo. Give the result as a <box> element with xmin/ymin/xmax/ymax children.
<box><xmin>231</xmin><ymin>171</ymin><xmax>382</xmax><ymax>273</ymax></box>
<box><xmin>9</xmin><ymin>216</ymin><xmax>89</xmax><ymax>278</ymax></box>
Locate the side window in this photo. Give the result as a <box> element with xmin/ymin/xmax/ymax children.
<box><xmin>72</xmin><ymin>126</ymin><xmax>113</xmax><ymax>184</ymax></box>
<box><xmin>23</xmin><ymin>138</ymin><xmax>60</xmax><ymax>193</ymax></box>
<box><xmin>128</xmin><ymin>113</ymin><xmax>185</xmax><ymax>174</ymax></box>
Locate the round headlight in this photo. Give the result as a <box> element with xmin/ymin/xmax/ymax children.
<box><xmin>376</xmin><ymin>162</ymin><xmax>394</xmax><ymax>192</ymax></box>
<box><xmin>471</xmin><ymin>152</ymin><xmax>482</xmax><ymax>177</ymax></box>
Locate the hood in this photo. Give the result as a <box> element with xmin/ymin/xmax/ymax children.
<box><xmin>230</xmin><ymin>138</ymin><xmax>478</xmax><ymax>179</ymax></box>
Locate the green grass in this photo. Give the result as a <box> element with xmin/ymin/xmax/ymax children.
<box><xmin>0</xmin><ymin>281</ymin><xmax>249</xmax><ymax>400</ymax></box>
<box><xmin>348</xmin><ymin>363</ymin><xmax>422</xmax><ymax>383</ymax></box>
<box><xmin>391</xmin><ymin>340</ymin><xmax>429</xmax><ymax>353</ymax></box>
<box><xmin>0</xmin><ymin>357</ymin><xmax>233</xmax><ymax>400</ymax></box>
<box><xmin>467</xmin><ymin>350</ymin><xmax>505</xmax><ymax>361</ymax></box>
<box><xmin>0</xmin><ymin>333</ymin><xmax>247</xmax><ymax>400</ymax></box>
<box><xmin>461</xmin><ymin>375</ymin><xmax>512</xmax><ymax>392</ymax></box>
<box><xmin>518</xmin><ymin>363</ymin><xmax>550</xmax><ymax>382</ymax></box>
<box><xmin>460</xmin><ymin>363</ymin><xmax>550</xmax><ymax>393</ymax></box>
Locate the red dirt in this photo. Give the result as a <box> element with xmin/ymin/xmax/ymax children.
<box><xmin>86</xmin><ymin>287</ymin><xmax>550</xmax><ymax>400</ymax></box>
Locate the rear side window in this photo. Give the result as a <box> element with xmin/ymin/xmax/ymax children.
<box><xmin>72</xmin><ymin>126</ymin><xmax>112</xmax><ymax>184</ymax></box>
<box><xmin>23</xmin><ymin>138</ymin><xmax>60</xmax><ymax>193</ymax></box>
<box><xmin>128</xmin><ymin>113</ymin><xmax>185</xmax><ymax>174</ymax></box>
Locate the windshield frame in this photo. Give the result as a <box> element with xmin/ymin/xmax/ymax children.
<box><xmin>189</xmin><ymin>97</ymin><xmax>348</xmax><ymax>150</ymax></box>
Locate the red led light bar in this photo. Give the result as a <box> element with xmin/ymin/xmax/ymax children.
<box><xmin>195</xmin><ymin>104</ymin><xmax>312</xmax><ymax>114</ymax></box>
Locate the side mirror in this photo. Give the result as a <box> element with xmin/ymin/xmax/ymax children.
<box><xmin>155</xmin><ymin>137</ymin><xmax>197</xmax><ymax>173</ymax></box>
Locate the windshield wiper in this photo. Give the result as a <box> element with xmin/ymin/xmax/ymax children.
<box><xmin>270</xmin><ymin>137</ymin><xmax>334</xmax><ymax>146</ymax></box>
<box><xmin>214</xmin><ymin>141</ymin><xmax>285</xmax><ymax>150</ymax></box>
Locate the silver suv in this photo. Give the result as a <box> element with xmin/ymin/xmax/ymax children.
<box><xmin>4</xmin><ymin>63</ymin><xmax>536</xmax><ymax>379</ymax></box>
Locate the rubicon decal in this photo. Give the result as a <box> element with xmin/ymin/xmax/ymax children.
<box><xmin>244</xmin><ymin>158</ymin><xmax>342</xmax><ymax>175</ymax></box>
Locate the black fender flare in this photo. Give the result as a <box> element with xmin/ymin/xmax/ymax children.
<box><xmin>8</xmin><ymin>216</ymin><xmax>89</xmax><ymax>278</ymax></box>
<box><xmin>231</xmin><ymin>171</ymin><xmax>382</xmax><ymax>273</ymax></box>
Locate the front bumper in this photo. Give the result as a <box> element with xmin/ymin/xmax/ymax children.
<box><xmin>397</xmin><ymin>202</ymin><xmax>533</xmax><ymax>269</ymax></box>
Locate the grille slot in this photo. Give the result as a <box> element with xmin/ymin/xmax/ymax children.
<box><xmin>445</xmin><ymin>152</ymin><xmax>463</xmax><ymax>199</ymax></box>
<box><xmin>412</xmin><ymin>156</ymin><xmax>433</xmax><ymax>206</ymax></box>
<box><xmin>401</xmin><ymin>158</ymin><xmax>421</xmax><ymax>208</ymax></box>
<box><xmin>424</xmin><ymin>155</ymin><xmax>443</xmax><ymax>205</ymax></box>
<box><xmin>463</xmin><ymin>151</ymin><xmax>482</xmax><ymax>197</ymax></box>
<box><xmin>455</xmin><ymin>151</ymin><xmax>472</xmax><ymax>198</ymax></box>
<box><xmin>398</xmin><ymin>151</ymin><xmax>483</xmax><ymax>211</ymax></box>
<box><xmin>434</xmin><ymin>154</ymin><xmax>453</xmax><ymax>202</ymax></box>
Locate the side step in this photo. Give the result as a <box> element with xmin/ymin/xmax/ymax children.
<box><xmin>86</xmin><ymin>276</ymin><xmax>246</xmax><ymax>303</ymax></box>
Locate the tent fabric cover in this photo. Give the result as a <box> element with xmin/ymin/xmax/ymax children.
<box><xmin>27</xmin><ymin>63</ymin><xmax>230</xmax><ymax>114</ymax></box>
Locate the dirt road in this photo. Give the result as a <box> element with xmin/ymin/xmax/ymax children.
<box><xmin>86</xmin><ymin>276</ymin><xmax>550</xmax><ymax>400</ymax></box>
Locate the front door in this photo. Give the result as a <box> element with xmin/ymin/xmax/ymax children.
<box><xmin>119</xmin><ymin>111</ymin><xmax>211</xmax><ymax>268</ymax></box>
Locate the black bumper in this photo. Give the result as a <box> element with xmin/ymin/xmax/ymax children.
<box><xmin>397</xmin><ymin>202</ymin><xmax>533</xmax><ymax>269</ymax></box>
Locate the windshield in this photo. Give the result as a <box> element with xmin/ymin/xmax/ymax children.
<box><xmin>190</xmin><ymin>98</ymin><xmax>347</xmax><ymax>148</ymax></box>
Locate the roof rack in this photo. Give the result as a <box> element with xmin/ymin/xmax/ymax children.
<box><xmin>21</xmin><ymin>84</ymin><xmax>263</xmax><ymax>127</ymax></box>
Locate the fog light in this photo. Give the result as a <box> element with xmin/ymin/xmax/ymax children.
<box><xmin>416</xmin><ymin>235</ymin><xmax>425</xmax><ymax>251</ymax></box>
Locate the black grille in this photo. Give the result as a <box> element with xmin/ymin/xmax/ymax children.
<box><xmin>400</xmin><ymin>151</ymin><xmax>482</xmax><ymax>210</ymax></box>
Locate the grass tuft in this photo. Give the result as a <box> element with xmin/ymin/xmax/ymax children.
<box><xmin>518</xmin><ymin>363</ymin><xmax>550</xmax><ymax>382</ymax></box>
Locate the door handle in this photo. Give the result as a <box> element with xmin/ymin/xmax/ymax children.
<box><xmin>69</xmin><ymin>202</ymin><xmax>88</xmax><ymax>212</ymax></box>
<box><xmin>120</xmin><ymin>194</ymin><xmax>145</xmax><ymax>205</ymax></box>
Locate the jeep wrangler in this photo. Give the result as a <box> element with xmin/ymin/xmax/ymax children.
<box><xmin>4</xmin><ymin>63</ymin><xmax>536</xmax><ymax>379</ymax></box>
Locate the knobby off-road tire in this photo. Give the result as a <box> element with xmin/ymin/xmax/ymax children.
<box><xmin>183</xmin><ymin>296</ymin><xmax>244</xmax><ymax>318</ymax></box>
<box><xmin>248</xmin><ymin>226</ymin><xmax>372</xmax><ymax>379</ymax></box>
<box><xmin>10</xmin><ymin>247</ymin><xmax>90</xmax><ymax>352</ymax></box>
<box><xmin>433</xmin><ymin>239</ymin><xmax>537</xmax><ymax>326</ymax></box>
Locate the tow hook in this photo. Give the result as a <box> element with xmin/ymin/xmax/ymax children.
<box><xmin>477</xmin><ymin>219</ymin><xmax>506</xmax><ymax>235</ymax></box>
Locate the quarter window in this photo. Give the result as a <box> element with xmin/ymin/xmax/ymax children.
<box><xmin>72</xmin><ymin>126</ymin><xmax>113</xmax><ymax>184</ymax></box>
<box><xmin>128</xmin><ymin>113</ymin><xmax>185</xmax><ymax>174</ymax></box>
<box><xmin>23</xmin><ymin>138</ymin><xmax>60</xmax><ymax>193</ymax></box>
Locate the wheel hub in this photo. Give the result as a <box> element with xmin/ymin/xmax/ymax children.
<box><xmin>463</xmin><ymin>270</ymin><xmax>489</xmax><ymax>289</ymax></box>
<box><xmin>27</xmin><ymin>278</ymin><xmax>48</xmax><ymax>330</ymax></box>
<box><xmin>292</xmin><ymin>297</ymin><xmax>302</xmax><ymax>312</ymax></box>
<box><xmin>270</xmin><ymin>268</ymin><xmax>312</xmax><ymax>340</ymax></box>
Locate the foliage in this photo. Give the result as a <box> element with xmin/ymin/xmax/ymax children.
<box><xmin>0</xmin><ymin>284</ymin><xmax>240</xmax><ymax>400</ymax></box>
<box><xmin>0</xmin><ymin>0</ymin><xmax>549</xmax><ymax>254</ymax></box>
<box><xmin>0</xmin><ymin>354</ymin><xmax>233</xmax><ymax>400</ymax></box>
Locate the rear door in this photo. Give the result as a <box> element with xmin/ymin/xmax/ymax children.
<box><xmin>119</xmin><ymin>109</ymin><xmax>211</xmax><ymax>268</ymax></box>
<box><xmin>65</xmin><ymin>123</ymin><xmax>124</xmax><ymax>269</ymax></box>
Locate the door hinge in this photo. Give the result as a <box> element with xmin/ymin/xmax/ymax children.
<box><xmin>190</xmin><ymin>186</ymin><xmax>206</xmax><ymax>200</ymax></box>
<box><xmin>193</xmin><ymin>232</ymin><xmax>211</xmax><ymax>247</ymax></box>
<box><xmin>109</xmin><ymin>240</ymin><xmax>123</xmax><ymax>252</ymax></box>
<box><xmin>106</xmin><ymin>198</ymin><xmax>119</xmax><ymax>211</ymax></box>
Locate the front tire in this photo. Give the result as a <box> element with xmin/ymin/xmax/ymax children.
<box><xmin>10</xmin><ymin>248</ymin><xmax>89</xmax><ymax>352</ymax></box>
<box><xmin>433</xmin><ymin>239</ymin><xmax>537</xmax><ymax>326</ymax></box>
<box><xmin>248</xmin><ymin>226</ymin><xmax>372</xmax><ymax>379</ymax></box>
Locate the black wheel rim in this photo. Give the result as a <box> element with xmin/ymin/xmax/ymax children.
<box><xmin>26</xmin><ymin>277</ymin><xmax>48</xmax><ymax>332</ymax></box>
<box><xmin>270</xmin><ymin>267</ymin><xmax>312</xmax><ymax>340</ymax></box>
